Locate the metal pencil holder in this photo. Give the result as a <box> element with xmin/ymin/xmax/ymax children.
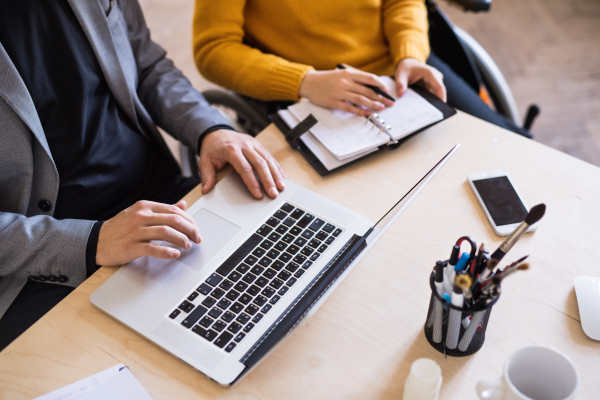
<box><xmin>424</xmin><ymin>268</ymin><xmax>499</xmax><ymax>357</ymax></box>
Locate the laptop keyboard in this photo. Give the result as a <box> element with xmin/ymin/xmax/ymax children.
<box><xmin>168</xmin><ymin>203</ymin><xmax>343</xmax><ymax>353</ymax></box>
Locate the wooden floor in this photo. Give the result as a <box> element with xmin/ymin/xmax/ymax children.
<box><xmin>139</xmin><ymin>0</ymin><xmax>600</xmax><ymax>167</ymax></box>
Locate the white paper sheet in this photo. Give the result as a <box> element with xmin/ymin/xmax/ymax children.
<box><xmin>35</xmin><ymin>364</ymin><xmax>153</xmax><ymax>400</ymax></box>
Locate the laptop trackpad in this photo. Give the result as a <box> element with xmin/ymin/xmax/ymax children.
<box><xmin>165</xmin><ymin>208</ymin><xmax>241</xmax><ymax>271</ymax></box>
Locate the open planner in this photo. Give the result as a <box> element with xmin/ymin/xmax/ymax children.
<box><xmin>272</xmin><ymin>76</ymin><xmax>456</xmax><ymax>175</ymax></box>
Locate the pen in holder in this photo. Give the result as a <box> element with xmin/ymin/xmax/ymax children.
<box><xmin>424</xmin><ymin>268</ymin><xmax>499</xmax><ymax>357</ymax></box>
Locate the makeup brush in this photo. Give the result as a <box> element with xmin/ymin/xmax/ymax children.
<box><xmin>490</xmin><ymin>204</ymin><xmax>546</xmax><ymax>262</ymax></box>
<box><xmin>501</xmin><ymin>255</ymin><xmax>529</xmax><ymax>272</ymax></box>
<box><xmin>499</xmin><ymin>262</ymin><xmax>530</xmax><ymax>279</ymax></box>
<box><xmin>456</xmin><ymin>272</ymin><xmax>473</xmax><ymax>304</ymax></box>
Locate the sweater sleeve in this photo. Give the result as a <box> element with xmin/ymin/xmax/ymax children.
<box><xmin>382</xmin><ymin>0</ymin><xmax>430</xmax><ymax>66</ymax></box>
<box><xmin>192</xmin><ymin>0</ymin><xmax>313</xmax><ymax>102</ymax></box>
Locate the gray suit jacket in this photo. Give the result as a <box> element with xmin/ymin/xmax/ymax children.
<box><xmin>0</xmin><ymin>0</ymin><xmax>231</xmax><ymax>318</ymax></box>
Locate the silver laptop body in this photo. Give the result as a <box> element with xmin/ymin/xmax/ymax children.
<box><xmin>90</xmin><ymin>145</ymin><xmax>458</xmax><ymax>385</ymax></box>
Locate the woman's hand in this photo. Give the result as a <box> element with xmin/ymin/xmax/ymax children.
<box><xmin>298</xmin><ymin>69</ymin><xmax>394</xmax><ymax>116</ymax></box>
<box><xmin>394</xmin><ymin>58</ymin><xmax>446</xmax><ymax>101</ymax></box>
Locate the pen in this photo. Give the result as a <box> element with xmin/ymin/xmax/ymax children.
<box><xmin>446</xmin><ymin>283</ymin><xmax>464</xmax><ymax>350</ymax></box>
<box><xmin>336</xmin><ymin>64</ymin><xmax>396</xmax><ymax>102</ymax></box>
<box><xmin>432</xmin><ymin>261</ymin><xmax>445</xmax><ymax>343</ymax></box>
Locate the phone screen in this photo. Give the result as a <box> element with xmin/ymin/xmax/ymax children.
<box><xmin>472</xmin><ymin>176</ymin><xmax>528</xmax><ymax>226</ymax></box>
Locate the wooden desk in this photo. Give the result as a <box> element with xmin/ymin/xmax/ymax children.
<box><xmin>1</xmin><ymin>112</ymin><xmax>599</xmax><ymax>399</ymax></box>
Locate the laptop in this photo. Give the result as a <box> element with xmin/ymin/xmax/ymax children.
<box><xmin>90</xmin><ymin>144</ymin><xmax>459</xmax><ymax>386</ymax></box>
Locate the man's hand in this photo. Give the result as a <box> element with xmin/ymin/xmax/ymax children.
<box><xmin>395</xmin><ymin>58</ymin><xmax>447</xmax><ymax>102</ymax></box>
<box><xmin>199</xmin><ymin>129</ymin><xmax>286</xmax><ymax>199</ymax></box>
<box><xmin>298</xmin><ymin>69</ymin><xmax>395</xmax><ymax>116</ymax></box>
<box><xmin>96</xmin><ymin>200</ymin><xmax>200</xmax><ymax>266</ymax></box>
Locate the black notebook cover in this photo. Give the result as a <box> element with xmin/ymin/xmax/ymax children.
<box><xmin>270</xmin><ymin>84</ymin><xmax>456</xmax><ymax>176</ymax></box>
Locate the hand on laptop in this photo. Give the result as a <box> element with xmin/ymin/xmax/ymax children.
<box><xmin>96</xmin><ymin>200</ymin><xmax>201</xmax><ymax>266</ymax></box>
<box><xmin>199</xmin><ymin>129</ymin><xmax>287</xmax><ymax>199</ymax></box>
<box><xmin>394</xmin><ymin>58</ymin><xmax>447</xmax><ymax>102</ymax></box>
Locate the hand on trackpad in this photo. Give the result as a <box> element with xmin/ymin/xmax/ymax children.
<box><xmin>164</xmin><ymin>208</ymin><xmax>240</xmax><ymax>271</ymax></box>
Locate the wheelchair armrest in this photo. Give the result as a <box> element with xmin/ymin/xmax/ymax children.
<box><xmin>445</xmin><ymin>0</ymin><xmax>491</xmax><ymax>12</ymax></box>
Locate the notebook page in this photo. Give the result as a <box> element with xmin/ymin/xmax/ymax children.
<box><xmin>278</xmin><ymin>110</ymin><xmax>377</xmax><ymax>171</ymax></box>
<box><xmin>378</xmin><ymin>77</ymin><xmax>444</xmax><ymax>140</ymax></box>
<box><xmin>288</xmin><ymin>100</ymin><xmax>389</xmax><ymax>160</ymax></box>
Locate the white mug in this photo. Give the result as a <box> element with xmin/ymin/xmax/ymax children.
<box><xmin>476</xmin><ymin>346</ymin><xmax>578</xmax><ymax>400</ymax></box>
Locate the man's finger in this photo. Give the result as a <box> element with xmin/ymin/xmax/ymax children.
<box><xmin>255</xmin><ymin>146</ymin><xmax>286</xmax><ymax>191</ymax></box>
<box><xmin>199</xmin><ymin>157</ymin><xmax>217</xmax><ymax>194</ymax></box>
<box><xmin>145</xmin><ymin>201</ymin><xmax>197</xmax><ymax>230</ymax></box>
<box><xmin>146</xmin><ymin>213</ymin><xmax>200</xmax><ymax>243</ymax></box>
<box><xmin>243</xmin><ymin>148</ymin><xmax>278</xmax><ymax>198</ymax></box>
<box><xmin>174</xmin><ymin>200</ymin><xmax>186</xmax><ymax>211</ymax></box>
<box><xmin>227</xmin><ymin>149</ymin><xmax>263</xmax><ymax>198</ymax></box>
<box><xmin>142</xmin><ymin>226</ymin><xmax>192</xmax><ymax>249</ymax></box>
<box><xmin>141</xmin><ymin>243</ymin><xmax>180</xmax><ymax>259</ymax></box>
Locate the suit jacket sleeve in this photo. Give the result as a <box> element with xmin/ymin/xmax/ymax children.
<box><xmin>0</xmin><ymin>211</ymin><xmax>93</xmax><ymax>287</ymax></box>
<box><xmin>120</xmin><ymin>0</ymin><xmax>233</xmax><ymax>153</ymax></box>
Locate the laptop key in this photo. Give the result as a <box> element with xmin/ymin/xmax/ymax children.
<box><xmin>236</xmin><ymin>313</ymin><xmax>251</xmax><ymax>325</ymax></box>
<box><xmin>293</xmin><ymin>237</ymin><xmax>307</xmax><ymax>247</ymax></box>
<box><xmin>263</xmin><ymin>268</ymin><xmax>276</xmax><ymax>280</ymax></box>
<box><xmin>308</xmin><ymin>239</ymin><xmax>322</xmax><ymax>249</ymax></box>
<box><xmin>325</xmin><ymin>236</ymin><xmax>335</xmax><ymax>245</ymax></box>
<box><xmin>242</xmin><ymin>273</ymin><xmax>257</xmax><ymax>284</ymax></box>
<box><xmin>253</xmin><ymin>295</ymin><xmax>267</xmax><ymax>306</ymax></box>
<box><xmin>239</xmin><ymin>294</ymin><xmax>252</xmax><ymax>305</ymax></box>
<box><xmin>277</xmin><ymin>270</ymin><xmax>291</xmax><ymax>281</ymax></box>
<box><xmin>212</xmin><ymin>320</ymin><xmax>227</xmax><ymax>332</ymax></box>
<box><xmin>323</xmin><ymin>223</ymin><xmax>336</xmax><ymax>233</ymax></box>
<box><xmin>318</xmin><ymin>244</ymin><xmax>328</xmax><ymax>253</ymax></box>
<box><xmin>280</xmin><ymin>203</ymin><xmax>294</xmax><ymax>213</ymax></box>
<box><xmin>250</xmin><ymin>265</ymin><xmax>265</xmax><ymax>276</ymax></box>
<box><xmin>187</xmin><ymin>292</ymin><xmax>199</xmax><ymax>301</ymax></box>
<box><xmin>266</xmin><ymin>217</ymin><xmax>279</xmax><ymax>227</ymax></box>
<box><xmin>262</xmin><ymin>304</ymin><xmax>272</xmax><ymax>314</ymax></box>
<box><xmin>201</xmin><ymin>297</ymin><xmax>217</xmax><ymax>308</ymax></box>
<box><xmin>278</xmin><ymin>253</ymin><xmax>292</xmax><ymax>263</ymax></box>
<box><xmin>256</xmin><ymin>224</ymin><xmax>272</xmax><ymax>237</ymax></box>
<box><xmin>234</xmin><ymin>333</ymin><xmax>246</xmax><ymax>342</ymax></box>
<box><xmin>278</xmin><ymin>286</ymin><xmax>289</xmax><ymax>296</ymax></box>
<box><xmin>236</xmin><ymin>263</ymin><xmax>251</xmax><ymax>274</ymax></box>
<box><xmin>259</xmin><ymin>240</ymin><xmax>273</xmax><ymax>249</ymax></box>
<box><xmin>293</xmin><ymin>254</ymin><xmax>307</xmax><ymax>264</ymax></box>
<box><xmin>169</xmin><ymin>309</ymin><xmax>181</xmax><ymax>319</ymax></box>
<box><xmin>228</xmin><ymin>271</ymin><xmax>242</xmax><ymax>282</ymax></box>
<box><xmin>192</xmin><ymin>326</ymin><xmax>218</xmax><ymax>342</ymax></box>
<box><xmin>261</xmin><ymin>287</ymin><xmax>276</xmax><ymax>298</ymax></box>
<box><xmin>300</xmin><ymin>247</ymin><xmax>314</xmax><ymax>256</ymax></box>
<box><xmin>205</xmin><ymin>273</ymin><xmax>223</xmax><ymax>287</ymax></box>
<box><xmin>301</xmin><ymin>230</ymin><xmax>315</xmax><ymax>240</ymax></box>
<box><xmin>244</xmin><ymin>255</ymin><xmax>258</xmax><ymax>266</ymax></box>
<box><xmin>224</xmin><ymin>342</ymin><xmax>236</xmax><ymax>353</ymax></box>
<box><xmin>269</xmin><ymin>295</ymin><xmax>281</xmax><ymax>305</ymax></box>
<box><xmin>247</xmin><ymin>285</ymin><xmax>260</xmax><ymax>296</ymax></box>
<box><xmin>225</xmin><ymin>290</ymin><xmax>240</xmax><ymax>301</ymax></box>
<box><xmin>290</xmin><ymin>209</ymin><xmax>304</xmax><ymax>220</ymax></box>
<box><xmin>275</xmin><ymin>225</ymin><xmax>288</xmax><ymax>235</ymax></box>
<box><xmin>274</xmin><ymin>241</ymin><xmax>287</xmax><ymax>252</ymax></box>
<box><xmin>267</xmin><ymin>249</ymin><xmax>280</xmax><ymax>259</ymax></box>
<box><xmin>316</xmin><ymin>231</ymin><xmax>328</xmax><ymax>241</ymax></box>
<box><xmin>214</xmin><ymin>332</ymin><xmax>233</xmax><ymax>348</ymax></box>
<box><xmin>282</xmin><ymin>217</ymin><xmax>295</xmax><ymax>227</ymax></box>
<box><xmin>286</xmin><ymin>244</ymin><xmax>300</xmax><ymax>255</ymax></box>
<box><xmin>215</xmin><ymin>233</ymin><xmax>262</xmax><ymax>277</ymax></box>
<box><xmin>230</xmin><ymin>302</ymin><xmax>244</xmax><ymax>314</ymax></box>
<box><xmin>252</xmin><ymin>313</ymin><xmax>264</xmax><ymax>323</ymax></box>
<box><xmin>286</xmin><ymin>277</ymin><xmax>297</xmax><ymax>287</ymax></box>
<box><xmin>258</xmin><ymin>257</ymin><xmax>272</xmax><ymax>268</ymax></box>
<box><xmin>268</xmin><ymin>232</ymin><xmax>281</xmax><ymax>242</ymax></box>
<box><xmin>294</xmin><ymin>269</ymin><xmax>305</xmax><ymax>278</ymax></box>
<box><xmin>302</xmin><ymin>261</ymin><xmax>313</xmax><ymax>269</ymax></box>
<box><xmin>199</xmin><ymin>316</ymin><xmax>213</xmax><ymax>327</ymax></box>
<box><xmin>309</xmin><ymin>218</ymin><xmax>325</xmax><ymax>232</ymax></box>
<box><xmin>297</xmin><ymin>214</ymin><xmax>315</xmax><ymax>228</ymax></box>
<box><xmin>197</xmin><ymin>283</ymin><xmax>212</xmax><ymax>295</ymax></box>
<box><xmin>245</xmin><ymin>304</ymin><xmax>259</xmax><ymax>316</ymax></box>
<box><xmin>217</xmin><ymin>299</ymin><xmax>232</xmax><ymax>310</ymax></box>
<box><xmin>310</xmin><ymin>253</ymin><xmax>320</xmax><ymax>261</ymax></box>
<box><xmin>271</xmin><ymin>260</ymin><xmax>285</xmax><ymax>271</ymax></box>
<box><xmin>222</xmin><ymin>311</ymin><xmax>235</xmax><ymax>323</ymax></box>
<box><xmin>282</xmin><ymin>234</ymin><xmax>294</xmax><ymax>243</ymax></box>
<box><xmin>234</xmin><ymin>282</ymin><xmax>248</xmax><ymax>292</ymax></box>
<box><xmin>243</xmin><ymin>323</ymin><xmax>255</xmax><ymax>333</ymax></box>
<box><xmin>219</xmin><ymin>280</ymin><xmax>234</xmax><ymax>291</ymax></box>
<box><xmin>285</xmin><ymin>262</ymin><xmax>300</xmax><ymax>273</ymax></box>
<box><xmin>333</xmin><ymin>228</ymin><xmax>342</xmax><ymax>237</ymax></box>
<box><xmin>208</xmin><ymin>307</ymin><xmax>222</xmax><ymax>319</ymax></box>
<box><xmin>210</xmin><ymin>288</ymin><xmax>225</xmax><ymax>299</ymax></box>
<box><xmin>290</xmin><ymin>226</ymin><xmax>302</xmax><ymax>236</ymax></box>
<box><xmin>255</xmin><ymin>277</ymin><xmax>269</xmax><ymax>287</ymax></box>
<box><xmin>178</xmin><ymin>300</ymin><xmax>191</xmax><ymax>311</ymax></box>
<box><xmin>274</xmin><ymin>210</ymin><xmax>287</xmax><ymax>220</ymax></box>
<box><xmin>227</xmin><ymin>322</ymin><xmax>242</xmax><ymax>334</ymax></box>
<box><xmin>269</xmin><ymin>278</ymin><xmax>284</xmax><ymax>289</ymax></box>
<box><xmin>184</xmin><ymin>303</ymin><xmax>195</xmax><ymax>313</ymax></box>
<box><xmin>252</xmin><ymin>247</ymin><xmax>266</xmax><ymax>258</ymax></box>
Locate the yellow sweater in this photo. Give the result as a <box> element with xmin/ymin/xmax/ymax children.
<box><xmin>193</xmin><ymin>0</ymin><xmax>429</xmax><ymax>101</ymax></box>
